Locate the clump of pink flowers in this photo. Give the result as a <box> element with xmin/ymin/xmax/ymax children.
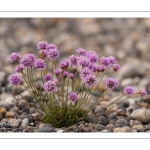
<box><xmin>9</xmin><ymin>41</ymin><xmax>147</xmax><ymax>127</ymax></box>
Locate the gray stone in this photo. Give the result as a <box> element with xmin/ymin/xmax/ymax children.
<box><xmin>129</xmin><ymin>119</ymin><xmax>142</xmax><ymax>128</ymax></box>
<box><xmin>95</xmin><ymin>124</ymin><xmax>105</xmax><ymax>131</ymax></box>
<box><xmin>29</xmin><ymin>108</ymin><xmax>35</xmax><ymax>114</ymax></box>
<box><xmin>20</xmin><ymin>118</ymin><xmax>29</xmax><ymax>129</ymax></box>
<box><xmin>107</xmin><ymin>113</ymin><xmax>117</xmax><ymax>119</ymax></box>
<box><xmin>115</xmin><ymin>119</ymin><xmax>129</xmax><ymax>127</ymax></box>
<box><xmin>20</xmin><ymin>114</ymin><xmax>34</xmax><ymax>123</ymax></box>
<box><xmin>97</xmin><ymin>116</ymin><xmax>108</xmax><ymax>125</ymax></box>
<box><xmin>131</xmin><ymin>108</ymin><xmax>150</xmax><ymax>123</ymax></box>
<box><xmin>39</xmin><ymin>123</ymin><xmax>54</xmax><ymax>129</ymax></box>
<box><xmin>8</xmin><ymin>119</ymin><xmax>21</xmax><ymax>128</ymax></box>
<box><xmin>117</xmin><ymin>63</ymin><xmax>145</xmax><ymax>80</ymax></box>
<box><xmin>132</xmin><ymin>125</ymin><xmax>145</xmax><ymax>132</ymax></box>
<box><xmin>109</xmin><ymin>119</ymin><xmax>116</xmax><ymax>125</ymax></box>
<box><xmin>0</xmin><ymin>101</ymin><xmax>13</xmax><ymax>110</ymax></box>
<box><xmin>36</xmin><ymin>126</ymin><xmax>55</xmax><ymax>132</ymax></box>
<box><xmin>10</xmin><ymin>106</ymin><xmax>19</xmax><ymax>113</ymax></box>
<box><xmin>94</xmin><ymin>106</ymin><xmax>106</xmax><ymax>114</ymax></box>
<box><xmin>106</xmin><ymin>124</ymin><xmax>114</xmax><ymax>132</ymax></box>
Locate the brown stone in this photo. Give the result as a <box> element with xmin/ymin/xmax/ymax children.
<box><xmin>5</xmin><ymin>112</ymin><xmax>15</xmax><ymax>118</ymax></box>
<box><xmin>0</xmin><ymin>107</ymin><xmax>7</xmax><ymax>115</ymax></box>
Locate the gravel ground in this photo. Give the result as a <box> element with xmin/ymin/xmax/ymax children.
<box><xmin>0</xmin><ymin>18</ymin><xmax>150</xmax><ymax>132</ymax></box>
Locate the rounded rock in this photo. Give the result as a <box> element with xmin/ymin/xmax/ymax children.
<box><xmin>115</xmin><ymin>119</ymin><xmax>129</xmax><ymax>127</ymax></box>
<box><xmin>129</xmin><ymin>119</ymin><xmax>142</xmax><ymax>128</ymax></box>
<box><xmin>5</xmin><ymin>111</ymin><xmax>15</xmax><ymax>118</ymax></box>
<box><xmin>20</xmin><ymin>118</ymin><xmax>29</xmax><ymax>129</ymax></box>
<box><xmin>132</xmin><ymin>125</ymin><xmax>145</xmax><ymax>132</ymax></box>
<box><xmin>131</xmin><ymin>109</ymin><xmax>150</xmax><ymax>123</ymax></box>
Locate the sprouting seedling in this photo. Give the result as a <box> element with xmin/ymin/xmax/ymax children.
<box><xmin>9</xmin><ymin>41</ymin><xmax>147</xmax><ymax>128</ymax></box>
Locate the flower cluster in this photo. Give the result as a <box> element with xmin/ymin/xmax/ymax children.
<box><xmin>9</xmin><ymin>41</ymin><xmax>148</xmax><ymax>128</ymax></box>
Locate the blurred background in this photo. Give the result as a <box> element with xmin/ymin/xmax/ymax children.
<box><xmin>0</xmin><ymin>18</ymin><xmax>150</xmax><ymax>93</ymax></box>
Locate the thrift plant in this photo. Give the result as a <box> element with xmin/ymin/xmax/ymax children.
<box><xmin>9</xmin><ymin>41</ymin><xmax>147</xmax><ymax>127</ymax></box>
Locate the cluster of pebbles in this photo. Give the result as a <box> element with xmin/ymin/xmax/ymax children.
<box><xmin>0</xmin><ymin>18</ymin><xmax>150</xmax><ymax>132</ymax></box>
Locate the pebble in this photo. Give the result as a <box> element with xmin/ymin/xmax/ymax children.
<box><xmin>109</xmin><ymin>119</ymin><xmax>116</xmax><ymax>125</ymax></box>
<box><xmin>20</xmin><ymin>114</ymin><xmax>34</xmax><ymax>123</ymax></box>
<box><xmin>20</xmin><ymin>118</ymin><xmax>29</xmax><ymax>129</ymax></box>
<box><xmin>8</xmin><ymin>119</ymin><xmax>22</xmax><ymax>128</ymax></box>
<box><xmin>106</xmin><ymin>124</ymin><xmax>114</xmax><ymax>132</ymax></box>
<box><xmin>95</xmin><ymin>124</ymin><xmax>105</xmax><ymax>131</ymax></box>
<box><xmin>36</xmin><ymin>123</ymin><xmax>55</xmax><ymax>132</ymax></box>
<box><xmin>131</xmin><ymin>108</ymin><xmax>150</xmax><ymax>123</ymax></box>
<box><xmin>29</xmin><ymin>108</ymin><xmax>35</xmax><ymax>114</ymax></box>
<box><xmin>97</xmin><ymin>116</ymin><xmax>108</xmax><ymax>125</ymax></box>
<box><xmin>117</xmin><ymin>109</ymin><xmax>126</xmax><ymax>116</ymax></box>
<box><xmin>0</xmin><ymin>107</ymin><xmax>7</xmax><ymax>115</ymax></box>
<box><xmin>115</xmin><ymin>119</ymin><xmax>129</xmax><ymax>127</ymax></box>
<box><xmin>10</xmin><ymin>106</ymin><xmax>19</xmax><ymax>113</ymax></box>
<box><xmin>113</xmin><ymin>126</ymin><xmax>132</xmax><ymax>132</ymax></box>
<box><xmin>5</xmin><ymin>111</ymin><xmax>15</xmax><ymax>118</ymax></box>
<box><xmin>0</xmin><ymin>101</ymin><xmax>12</xmax><ymax>110</ymax></box>
<box><xmin>107</xmin><ymin>113</ymin><xmax>117</xmax><ymax>119</ymax></box>
<box><xmin>129</xmin><ymin>119</ymin><xmax>142</xmax><ymax>127</ymax></box>
<box><xmin>94</xmin><ymin>106</ymin><xmax>106</xmax><ymax>114</ymax></box>
<box><xmin>27</xmin><ymin>126</ymin><xmax>38</xmax><ymax>130</ymax></box>
<box><xmin>5</xmin><ymin>96</ymin><xmax>15</xmax><ymax>105</ymax></box>
<box><xmin>132</xmin><ymin>125</ymin><xmax>145</xmax><ymax>132</ymax></box>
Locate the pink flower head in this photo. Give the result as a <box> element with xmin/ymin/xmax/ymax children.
<box><xmin>20</xmin><ymin>53</ymin><xmax>36</xmax><ymax>68</ymax></box>
<box><xmin>9</xmin><ymin>74</ymin><xmax>21</xmax><ymax>86</ymax></box>
<box><xmin>9</xmin><ymin>52</ymin><xmax>21</xmax><ymax>63</ymax></box>
<box><xmin>78</xmin><ymin>56</ymin><xmax>90</xmax><ymax>68</ymax></box>
<box><xmin>76</xmin><ymin>48</ymin><xmax>86</xmax><ymax>56</ymax></box>
<box><xmin>100</xmin><ymin>57</ymin><xmax>111</xmax><ymax>67</ymax></box>
<box><xmin>54</xmin><ymin>69</ymin><xmax>61</xmax><ymax>76</ymax></box>
<box><xmin>48</xmin><ymin>48</ymin><xmax>60</xmax><ymax>60</ymax></box>
<box><xmin>69</xmin><ymin>73</ymin><xmax>74</xmax><ymax>79</ymax></box>
<box><xmin>104</xmin><ymin>78</ymin><xmax>119</xmax><ymax>90</ymax></box>
<box><xmin>44</xmin><ymin>80</ymin><xmax>57</xmax><ymax>93</ymax></box>
<box><xmin>37</xmin><ymin>41</ymin><xmax>48</xmax><ymax>50</ymax></box>
<box><xmin>34</xmin><ymin>59</ymin><xmax>46</xmax><ymax>70</ymax></box>
<box><xmin>62</xmin><ymin>71</ymin><xmax>69</xmax><ymax>78</ymax></box>
<box><xmin>80</xmin><ymin>67</ymin><xmax>94</xmax><ymax>80</ymax></box>
<box><xmin>46</xmin><ymin>44</ymin><xmax>57</xmax><ymax>51</ymax></box>
<box><xmin>124</xmin><ymin>86</ymin><xmax>134</xmax><ymax>95</ymax></box>
<box><xmin>69</xmin><ymin>92</ymin><xmax>78</xmax><ymax>103</ymax></box>
<box><xmin>60</xmin><ymin>60</ymin><xmax>70</xmax><ymax>69</ymax></box>
<box><xmin>108</xmin><ymin>56</ymin><xmax>117</xmax><ymax>64</ymax></box>
<box><xmin>96</xmin><ymin>65</ymin><xmax>106</xmax><ymax>72</ymax></box>
<box><xmin>69</xmin><ymin>55</ymin><xmax>78</xmax><ymax>66</ymax></box>
<box><xmin>113</xmin><ymin>64</ymin><xmax>121</xmax><ymax>71</ymax></box>
<box><xmin>86</xmin><ymin>51</ymin><xmax>99</xmax><ymax>63</ymax></box>
<box><xmin>44</xmin><ymin>74</ymin><xmax>52</xmax><ymax>81</ymax></box>
<box><xmin>84</xmin><ymin>74</ymin><xmax>96</xmax><ymax>87</ymax></box>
